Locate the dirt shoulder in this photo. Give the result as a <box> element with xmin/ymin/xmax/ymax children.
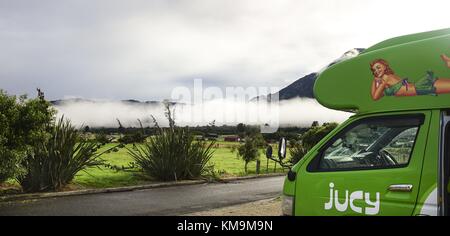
<box><xmin>184</xmin><ymin>197</ymin><xmax>282</xmax><ymax>216</ymax></box>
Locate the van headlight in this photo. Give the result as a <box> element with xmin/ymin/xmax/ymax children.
<box><xmin>281</xmin><ymin>195</ymin><xmax>294</xmax><ymax>216</ymax></box>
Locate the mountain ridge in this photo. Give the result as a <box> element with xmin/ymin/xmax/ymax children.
<box><xmin>254</xmin><ymin>48</ymin><xmax>365</xmax><ymax>101</ymax></box>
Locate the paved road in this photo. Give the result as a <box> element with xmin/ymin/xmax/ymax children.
<box><xmin>0</xmin><ymin>176</ymin><xmax>284</xmax><ymax>216</ymax></box>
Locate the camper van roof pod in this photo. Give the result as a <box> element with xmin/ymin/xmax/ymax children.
<box><xmin>314</xmin><ymin>28</ymin><xmax>450</xmax><ymax>114</ymax></box>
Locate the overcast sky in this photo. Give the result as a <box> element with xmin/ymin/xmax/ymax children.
<box><xmin>1</xmin><ymin>0</ymin><xmax>449</xmax><ymax>101</ymax></box>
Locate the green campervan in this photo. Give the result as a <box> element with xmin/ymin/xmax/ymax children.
<box><xmin>282</xmin><ymin>28</ymin><xmax>450</xmax><ymax>216</ymax></box>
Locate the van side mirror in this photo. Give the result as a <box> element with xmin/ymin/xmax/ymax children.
<box><xmin>278</xmin><ymin>137</ymin><xmax>287</xmax><ymax>160</ymax></box>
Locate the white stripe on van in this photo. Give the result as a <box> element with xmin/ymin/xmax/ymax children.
<box><xmin>419</xmin><ymin>188</ymin><xmax>438</xmax><ymax>216</ymax></box>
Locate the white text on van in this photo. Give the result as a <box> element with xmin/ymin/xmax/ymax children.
<box><xmin>324</xmin><ymin>182</ymin><xmax>380</xmax><ymax>215</ymax></box>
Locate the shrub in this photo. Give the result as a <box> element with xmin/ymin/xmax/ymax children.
<box><xmin>95</xmin><ymin>132</ymin><xmax>111</xmax><ymax>144</ymax></box>
<box><xmin>18</xmin><ymin>117</ymin><xmax>104</xmax><ymax>192</ymax></box>
<box><xmin>301</xmin><ymin>122</ymin><xmax>338</xmax><ymax>149</ymax></box>
<box><xmin>0</xmin><ymin>90</ymin><xmax>55</xmax><ymax>183</ymax></box>
<box><xmin>0</xmin><ymin>92</ymin><xmax>21</xmax><ymax>182</ymax></box>
<box><xmin>0</xmin><ymin>149</ymin><xmax>23</xmax><ymax>183</ymax></box>
<box><xmin>128</xmin><ymin>103</ymin><xmax>215</xmax><ymax>181</ymax></box>
<box><xmin>118</xmin><ymin>132</ymin><xmax>146</xmax><ymax>144</ymax></box>
<box><xmin>288</xmin><ymin>122</ymin><xmax>339</xmax><ymax>165</ymax></box>
<box><xmin>289</xmin><ymin>141</ymin><xmax>309</xmax><ymax>165</ymax></box>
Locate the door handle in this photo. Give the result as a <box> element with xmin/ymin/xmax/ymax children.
<box><xmin>388</xmin><ymin>184</ymin><xmax>413</xmax><ymax>192</ymax></box>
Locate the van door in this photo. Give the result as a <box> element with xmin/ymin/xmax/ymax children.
<box><xmin>295</xmin><ymin>112</ymin><xmax>431</xmax><ymax>216</ymax></box>
<box><xmin>440</xmin><ymin>110</ymin><xmax>450</xmax><ymax>216</ymax></box>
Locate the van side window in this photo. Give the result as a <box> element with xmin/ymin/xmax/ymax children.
<box><xmin>318</xmin><ymin>116</ymin><xmax>422</xmax><ymax>171</ymax></box>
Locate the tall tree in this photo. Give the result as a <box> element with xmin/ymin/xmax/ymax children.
<box><xmin>237</xmin><ymin>136</ymin><xmax>260</xmax><ymax>173</ymax></box>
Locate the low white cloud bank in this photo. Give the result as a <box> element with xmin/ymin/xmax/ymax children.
<box><xmin>55</xmin><ymin>98</ymin><xmax>351</xmax><ymax>130</ymax></box>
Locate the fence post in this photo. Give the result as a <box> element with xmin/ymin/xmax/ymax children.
<box><xmin>265</xmin><ymin>145</ymin><xmax>272</xmax><ymax>173</ymax></box>
<box><xmin>256</xmin><ymin>160</ymin><xmax>261</xmax><ymax>174</ymax></box>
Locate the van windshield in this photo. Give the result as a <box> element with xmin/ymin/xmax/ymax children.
<box><xmin>319</xmin><ymin>118</ymin><xmax>421</xmax><ymax>170</ymax></box>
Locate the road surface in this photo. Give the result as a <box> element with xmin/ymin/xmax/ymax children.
<box><xmin>0</xmin><ymin>176</ymin><xmax>284</xmax><ymax>216</ymax></box>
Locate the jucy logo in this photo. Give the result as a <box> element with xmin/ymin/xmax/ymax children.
<box><xmin>324</xmin><ymin>183</ymin><xmax>380</xmax><ymax>215</ymax></box>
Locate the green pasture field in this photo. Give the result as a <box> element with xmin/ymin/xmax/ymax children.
<box><xmin>73</xmin><ymin>141</ymin><xmax>288</xmax><ymax>189</ymax></box>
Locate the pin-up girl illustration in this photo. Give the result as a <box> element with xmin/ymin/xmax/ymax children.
<box><xmin>370</xmin><ymin>54</ymin><xmax>450</xmax><ymax>101</ymax></box>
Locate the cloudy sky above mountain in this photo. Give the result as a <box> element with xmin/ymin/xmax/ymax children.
<box><xmin>1</xmin><ymin>0</ymin><xmax>449</xmax><ymax>101</ymax></box>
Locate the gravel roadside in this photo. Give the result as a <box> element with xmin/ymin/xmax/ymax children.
<box><xmin>184</xmin><ymin>197</ymin><xmax>282</xmax><ymax>216</ymax></box>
